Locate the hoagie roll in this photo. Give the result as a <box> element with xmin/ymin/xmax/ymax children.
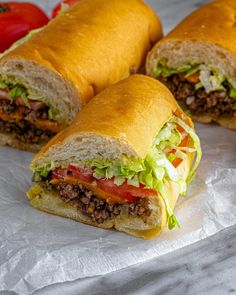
<box><xmin>146</xmin><ymin>0</ymin><xmax>236</xmax><ymax>130</ymax></box>
<box><xmin>0</xmin><ymin>0</ymin><xmax>162</xmax><ymax>151</ymax></box>
<box><xmin>27</xmin><ymin>75</ymin><xmax>202</xmax><ymax>239</ymax></box>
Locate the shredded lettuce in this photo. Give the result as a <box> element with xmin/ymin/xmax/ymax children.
<box><xmin>153</xmin><ymin>59</ymin><xmax>198</xmax><ymax>78</ymax></box>
<box><xmin>33</xmin><ymin>116</ymin><xmax>202</xmax><ymax>231</ymax></box>
<box><xmin>153</xmin><ymin>59</ymin><xmax>236</xmax><ymax>102</ymax></box>
<box><xmin>34</xmin><ymin>162</ymin><xmax>58</xmax><ymax>178</ymax></box>
<box><xmin>0</xmin><ymin>81</ymin><xmax>7</xmax><ymax>89</ymax></box>
<box><xmin>198</xmin><ymin>65</ymin><xmax>225</xmax><ymax>93</ymax></box>
<box><xmin>9</xmin><ymin>84</ymin><xmax>30</xmax><ymax>107</ymax></box>
<box><xmin>230</xmin><ymin>88</ymin><xmax>236</xmax><ymax>99</ymax></box>
<box><xmin>170</xmin><ymin>117</ymin><xmax>202</xmax><ymax>184</ymax></box>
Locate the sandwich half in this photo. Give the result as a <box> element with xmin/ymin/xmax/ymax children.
<box><xmin>27</xmin><ymin>75</ymin><xmax>202</xmax><ymax>239</ymax></box>
<box><xmin>0</xmin><ymin>0</ymin><xmax>162</xmax><ymax>151</ymax></box>
<box><xmin>146</xmin><ymin>0</ymin><xmax>236</xmax><ymax>130</ymax></box>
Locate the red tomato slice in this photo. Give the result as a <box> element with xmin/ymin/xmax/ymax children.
<box><xmin>52</xmin><ymin>165</ymin><xmax>156</xmax><ymax>202</ymax></box>
<box><xmin>52</xmin><ymin>167</ymin><xmax>68</xmax><ymax>179</ymax></box>
<box><xmin>52</xmin><ymin>165</ymin><xmax>94</xmax><ymax>183</ymax></box>
<box><xmin>97</xmin><ymin>178</ymin><xmax>156</xmax><ymax>202</ymax></box>
<box><xmin>172</xmin><ymin>158</ymin><xmax>183</xmax><ymax>168</ymax></box>
<box><xmin>167</xmin><ymin>135</ymin><xmax>191</xmax><ymax>168</ymax></box>
<box><xmin>176</xmin><ymin>125</ymin><xmax>185</xmax><ymax>133</ymax></box>
<box><xmin>180</xmin><ymin>135</ymin><xmax>190</xmax><ymax>147</ymax></box>
<box><xmin>67</xmin><ymin>165</ymin><xmax>94</xmax><ymax>183</ymax></box>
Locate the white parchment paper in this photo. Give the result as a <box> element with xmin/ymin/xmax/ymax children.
<box><xmin>0</xmin><ymin>123</ymin><xmax>236</xmax><ymax>295</ymax></box>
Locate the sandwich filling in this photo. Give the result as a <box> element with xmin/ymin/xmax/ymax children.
<box><xmin>0</xmin><ymin>80</ymin><xmax>61</xmax><ymax>144</ymax></box>
<box><xmin>32</xmin><ymin>115</ymin><xmax>201</xmax><ymax>229</ymax></box>
<box><xmin>153</xmin><ymin>60</ymin><xmax>236</xmax><ymax>118</ymax></box>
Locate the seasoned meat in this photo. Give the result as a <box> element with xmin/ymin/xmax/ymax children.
<box><xmin>0</xmin><ymin>99</ymin><xmax>49</xmax><ymax>120</ymax></box>
<box><xmin>160</xmin><ymin>75</ymin><xmax>235</xmax><ymax>117</ymax></box>
<box><xmin>0</xmin><ymin>119</ymin><xmax>55</xmax><ymax>144</ymax></box>
<box><xmin>54</xmin><ymin>182</ymin><xmax>152</xmax><ymax>224</ymax></box>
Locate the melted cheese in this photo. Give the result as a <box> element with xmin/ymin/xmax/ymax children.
<box><xmin>0</xmin><ymin>111</ymin><xmax>23</xmax><ymax>122</ymax></box>
<box><xmin>28</xmin><ymin>118</ymin><xmax>60</xmax><ymax>133</ymax></box>
<box><xmin>0</xmin><ymin>110</ymin><xmax>60</xmax><ymax>133</ymax></box>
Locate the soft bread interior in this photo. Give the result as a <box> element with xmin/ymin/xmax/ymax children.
<box><xmin>0</xmin><ymin>58</ymin><xmax>79</xmax><ymax>126</ymax></box>
<box><xmin>31</xmin><ymin>132</ymin><xmax>137</xmax><ymax>168</ymax></box>
<box><xmin>27</xmin><ymin>153</ymin><xmax>192</xmax><ymax>239</ymax></box>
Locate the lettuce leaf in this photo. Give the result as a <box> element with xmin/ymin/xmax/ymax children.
<box><xmin>0</xmin><ymin>81</ymin><xmax>7</xmax><ymax>89</ymax></box>
<box><xmin>170</xmin><ymin>117</ymin><xmax>202</xmax><ymax>184</ymax></box>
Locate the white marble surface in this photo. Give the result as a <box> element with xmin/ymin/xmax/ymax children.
<box><xmin>1</xmin><ymin>1</ymin><xmax>235</xmax><ymax>295</ymax></box>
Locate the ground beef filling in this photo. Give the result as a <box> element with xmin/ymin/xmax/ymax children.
<box><xmin>54</xmin><ymin>182</ymin><xmax>152</xmax><ymax>224</ymax></box>
<box><xmin>0</xmin><ymin>99</ymin><xmax>55</xmax><ymax>144</ymax></box>
<box><xmin>0</xmin><ymin>99</ymin><xmax>49</xmax><ymax>120</ymax></box>
<box><xmin>0</xmin><ymin>119</ymin><xmax>55</xmax><ymax>144</ymax></box>
<box><xmin>160</xmin><ymin>75</ymin><xmax>235</xmax><ymax>117</ymax></box>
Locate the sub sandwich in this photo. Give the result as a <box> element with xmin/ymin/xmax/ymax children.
<box><xmin>0</xmin><ymin>0</ymin><xmax>162</xmax><ymax>151</ymax></box>
<box><xmin>27</xmin><ymin>75</ymin><xmax>202</xmax><ymax>239</ymax></box>
<box><xmin>146</xmin><ymin>0</ymin><xmax>236</xmax><ymax>130</ymax></box>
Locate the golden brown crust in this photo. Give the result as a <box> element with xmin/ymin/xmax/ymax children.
<box><xmin>1</xmin><ymin>0</ymin><xmax>162</xmax><ymax>106</ymax></box>
<box><xmin>33</xmin><ymin>75</ymin><xmax>190</xmax><ymax>164</ymax></box>
<box><xmin>27</xmin><ymin>153</ymin><xmax>193</xmax><ymax>239</ymax></box>
<box><xmin>160</xmin><ymin>0</ymin><xmax>236</xmax><ymax>56</ymax></box>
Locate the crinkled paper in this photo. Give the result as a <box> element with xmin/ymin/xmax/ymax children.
<box><xmin>0</xmin><ymin>123</ymin><xmax>236</xmax><ymax>294</ymax></box>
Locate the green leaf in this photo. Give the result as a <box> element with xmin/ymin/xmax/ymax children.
<box><xmin>170</xmin><ymin>117</ymin><xmax>202</xmax><ymax>184</ymax></box>
<box><xmin>230</xmin><ymin>88</ymin><xmax>236</xmax><ymax>99</ymax></box>
<box><xmin>114</xmin><ymin>176</ymin><xmax>125</xmax><ymax>186</ymax></box>
<box><xmin>0</xmin><ymin>80</ymin><xmax>7</xmax><ymax>89</ymax></box>
<box><xmin>48</xmin><ymin>108</ymin><xmax>60</xmax><ymax>121</ymax></box>
<box><xmin>32</xmin><ymin>172</ymin><xmax>42</xmax><ymax>182</ymax></box>
<box><xmin>9</xmin><ymin>85</ymin><xmax>27</xmax><ymax>99</ymax></box>
<box><xmin>167</xmin><ymin>153</ymin><xmax>176</xmax><ymax>162</ymax></box>
<box><xmin>127</xmin><ymin>175</ymin><xmax>140</xmax><ymax>187</ymax></box>
<box><xmin>168</xmin><ymin>215</ymin><xmax>180</xmax><ymax>230</ymax></box>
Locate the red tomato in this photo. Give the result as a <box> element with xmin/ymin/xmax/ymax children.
<box><xmin>52</xmin><ymin>165</ymin><xmax>156</xmax><ymax>202</ymax></box>
<box><xmin>52</xmin><ymin>165</ymin><xmax>94</xmax><ymax>183</ymax></box>
<box><xmin>0</xmin><ymin>3</ymin><xmax>49</xmax><ymax>53</ymax></box>
<box><xmin>180</xmin><ymin>135</ymin><xmax>191</xmax><ymax>147</ymax></box>
<box><xmin>172</xmin><ymin>157</ymin><xmax>183</xmax><ymax>168</ymax></box>
<box><xmin>52</xmin><ymin>167</ymin><xmax>68</xmax><ymax>179</ymax></box>
<box><xmin>67</xmin><ymin>165</ymin><xmax>94</xmax><ymax>182</ymax></box>
<box><xmin>168</xmin><ymin>135</ymin><xmax>191</xmax><ymax>168</ymax></box>
<box><xmin>97</xmin><ymin>178</ymin><xmax>156</xmax><ymax>202</ymax></box>
<box><xmin>52</xmin><ymin>0</ymin><xmax>80</xmax><ymax>18</ymax></box>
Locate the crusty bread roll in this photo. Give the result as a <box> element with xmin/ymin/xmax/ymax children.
<box><xmin>27</xmin><ymin>75</ymin><xmax>200</xmax><ymax>239</ymax></box>
<box><xmin>146</xmin><ymin>0</ymin><xmax>236</xmax><ymax>130</ymax></box>
<box><xmin>0</xmin><ymin>0</ymin><xmax>162</xmax><ymax>151</ymax></box>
